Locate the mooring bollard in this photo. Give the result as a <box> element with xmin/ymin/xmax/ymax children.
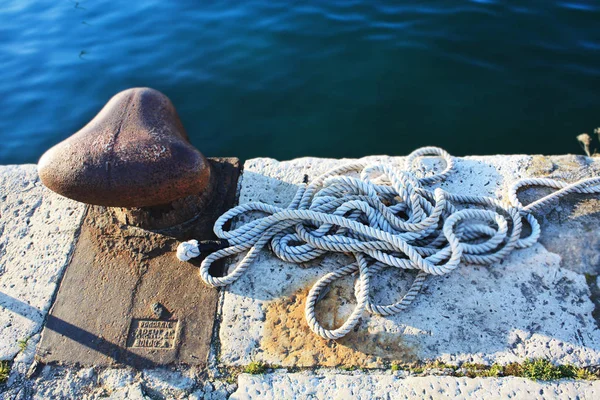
<box><xmin>36</xmin><ymin>88</ymin><xmax>240</xmax><ymax>368</ymax></box>
<box><xmin>37</xmin><ymin>87</ymin><xmax>214</xmax><ymax>231</ymax></box>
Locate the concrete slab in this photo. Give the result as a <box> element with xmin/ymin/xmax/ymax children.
<box><xmin>1</xmin><ymin>364</ymin><xmax>236</xmax><ymax>399</ymax></box>
<box><xmin>218</xmin><ymin>154</ymin><xmax>600</xmax><ymax>368</ymax></box>
<box><xmin>231</xmin><ymin>371</ymin><xmax>600</xmax><ymax>400</ymax></box>
<box><xmin>37</xmin><ymin>159</ymin><xmax>240</xmax><ymax>368</ymax></box>
<box><xmin>0</xmin><ymin>164</ymin><xmax>86</xmax><ymax>361</ymax></box>
<box><xmin>3</xmin><ymin>153</ymin><xmax>600</xmax><ymax>400</ymax></box>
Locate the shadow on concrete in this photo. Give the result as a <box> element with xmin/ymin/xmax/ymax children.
<box><xmin>0</xmin><ymin>291</ymin><xmax>158</xmax><ymax>368</ymax></box>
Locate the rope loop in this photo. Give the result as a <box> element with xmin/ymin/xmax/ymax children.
<box><xmin>177</xmin><ymin>147</ymin><xmax>600</xmax><ymax>339</ymax></box>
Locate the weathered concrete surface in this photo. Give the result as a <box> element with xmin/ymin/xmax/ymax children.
<box><xmin>219</xmin><ymin>154</ymin><xmax>600</xmax><ymax>368</ymax></box>
<box><xmin>231</xmin><ymin>371</ymin><xmax>600</xmax><ymax>400</ymax></box>
<box><xmin>0</xmin><ymin>165</ymin><xmax>86</xmax><ymax>361</ymax></box>
<box><xmin>2</xmin><ymin>365</ymin><xmax>236</xmax><ymax>399</ymax></box>
<box><xmin>3</xmin><ymin>154</ymin><xmax>600</xmax><ymax>399</ymax></box>
<box><xmin>526</xmin><ymin>155</ymin><xmax>600</xmax><ymax>275</ymax></box>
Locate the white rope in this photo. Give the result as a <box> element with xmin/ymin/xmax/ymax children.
<box><xmin>177</xmin><ymin>147</ymin><xmax>600</xmax><ymax>340</ymax></box>
<box><xmin>176</xmin><ymin>239</ymin><xmax>200</xmax><ymax>261</ymax></box>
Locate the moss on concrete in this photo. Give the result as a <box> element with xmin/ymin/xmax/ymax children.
<box><xmin>17</xmin><ymin>337</ymin><xmax>29</xmax><ymax>352</ymax></box>
<box><xmin>387</xmin><ymin>359</ymin><xmax>598</xmax><ymax>381</ymax></box>
<box><xmin>244</xmin><ymin>361</ymin><xmax>267</xmax><ymax>375</ymax></box>
<box><xmin>390</xmin><ymin>363</ymin><xmax>403</xmax><ymax>372</ymax></box>
<box><xmin>0</xmin><ymin>360</ymin><xmax>10</xmax><ymax>385</ymax></box>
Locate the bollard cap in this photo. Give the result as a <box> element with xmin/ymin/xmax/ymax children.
<box><xmin>38</xmin><ymin>88</ymin><xmax>211</xmax><ymax>207</ymax></box>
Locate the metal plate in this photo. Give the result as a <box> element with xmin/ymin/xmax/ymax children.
<box><xmin>37</xmin><ymin>158</ymin><xmax>240</xmax><ymax>368</ymax></box>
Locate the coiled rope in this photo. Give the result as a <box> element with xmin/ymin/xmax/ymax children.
<box><xmin>177</xmin><ymin>147</ymin><xmax>600</xmax><ymax>340</ymax></box>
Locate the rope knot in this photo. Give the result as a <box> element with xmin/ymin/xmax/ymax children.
<box><xmin>176</xmin><ymin>240</ymin><xmax>200</xmax><ymax>261</ymax></box>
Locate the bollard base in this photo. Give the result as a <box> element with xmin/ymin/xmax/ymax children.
<box><xmin>36</xmin><ymin>158</ymin><xmax>240</xmax><ymax>368</ymax></box>
<box><xmin>111</xmin><ymin>158</ymin><xmax>239</xmax><ymax>237</ymax></box>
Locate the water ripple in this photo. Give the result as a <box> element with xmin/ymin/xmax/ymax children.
<box><xmin>557</xmin><ymin>2</ymin><xmax>600</xmax><ymax>12</ymax></box>
<box><xmin>0</xmin><ymin>0</ymin><xmax>599</xmax><ymax>163</ymax></box>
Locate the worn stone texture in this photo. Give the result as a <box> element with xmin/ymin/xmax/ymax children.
<box><xmin>1</xmin><ymin>364</ymin><xmax>236</xmax><ymax>399</ymax></box>
<box><xmin>526</xmin><ymin>155</ymin><xmax>600</xmax><ymax>275</ymax></box>
<box><xmin>231</xmin><ymin>371</ymin><xmax>600</xmax><ymax>400</ymax></box>
<box><xmin>219</xmin><ymin>155</ymin><xmax>600</xmax><ymax>368</ymax></box>
<box><xmin>3</xmin><ymin>154</ymin><xmax>600</xmax><ymax>399</ymax></box>
<box><xmin>0</xmin><ymin>164</ymin><xmax>86</xmax><ymax>361</ymax></box>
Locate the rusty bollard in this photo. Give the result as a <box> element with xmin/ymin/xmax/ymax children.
<box><xmin>38</xmin><ymin>87</ymin><xmax>214</xmax><ymax>231</ymax></box>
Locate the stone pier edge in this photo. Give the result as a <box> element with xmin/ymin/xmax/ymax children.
<box><xmin>2</xmin><ymin>154</ymin><xmax>600</xmax><ymax>398</ymax></box>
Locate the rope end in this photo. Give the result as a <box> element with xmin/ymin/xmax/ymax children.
<box><xmin>177</xmin><ymin>239</ymin><xmax>231</xmax><ymax>262</ymax></box>
<box><xmin>177</xmin><ymin>240</ymin><xmax>200</xmax><ymax>261</ymax></box>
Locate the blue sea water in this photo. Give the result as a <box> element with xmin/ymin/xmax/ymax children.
<box><xmin>0</xmin><ymin>0</ymin><xmax>599</xmax><ymax>164</ymax></box>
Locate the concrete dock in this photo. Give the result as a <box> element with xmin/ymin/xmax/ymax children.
<box><xmin>2</xmin><ymin>153</ymin><xmax>600</xmax><ymax>399</ymax></box>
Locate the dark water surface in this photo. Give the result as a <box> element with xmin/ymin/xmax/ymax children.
<box><xmin>1</xmin><ymin>0</ymin><xmax>599</xmax><ymax>164</ymax></box>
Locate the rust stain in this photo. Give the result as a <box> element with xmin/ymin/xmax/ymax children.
<box><xmin>526</xmin><ymin>155</ymin><xmax>588</xmax><ymax>178</ymax></box>
<box><xmin>527</xmin><ymin>155</ymin><xmax>556</xmax><ymax>177</ymax></box>
<box><xmin>85</xmin><ymin>206</ymin><xmax>174</xmax><ymax>268</ymax></box>
<box><xmin>572</xmin><ymin>198</ymin><xmax>600</xmax><ymax>219</ymax></box>
<box><xmin>261</xmin><ymin>285</ymin><xmax>419</xmax><ymax>368</ymax></box>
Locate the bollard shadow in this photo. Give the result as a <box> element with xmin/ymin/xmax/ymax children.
<box><xmin>218</xmin><ymin>156</ymin><xmax>600</xmax><ymax>366</ymax></box>
<box><xmin>0</xmin><ymin>292</ymin><xmax>158</xmax><ymax>368</ymax></box>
